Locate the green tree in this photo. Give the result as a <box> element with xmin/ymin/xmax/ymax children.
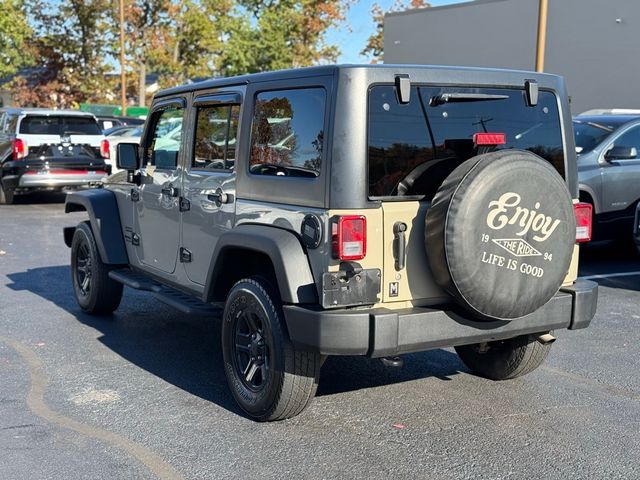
<box><xmin>12</xmin><ymin>0</ymin><xmax>350</xmax><ymax>107</ymax></box>
<box><xmin>362</xmin><ymin>0</ymin><xmax>430</xmax><ymax>63</ymax></box>
<box><xmin>15</xmin><ymin>0</ymin><xmax>113</xmax><ymax>107</ymax></box>
<box><xmin>0</xmin><ymin>0</ymin><xmax>32</xmax><ymax>78</ymax></box>
<box><xmin>148</xmin><ymin>0</ymin><xmax>233</xmax><ymax>84</ymax></box>
<box><xmin>145</xmin><ymin>0</ymin><xmax>349</xmax><ymax>87</ymax></box>
<box><xmin>123</xmin><ymin>0</ymin><xmax>173</xmax><ymax>106</ymax></box>
<box><xmin>229</xmin><ymin>0</ymin><xmax>348</xmax><ymax>74</ymax></box>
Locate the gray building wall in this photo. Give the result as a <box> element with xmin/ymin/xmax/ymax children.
<box><xmin>384</xmin><ymin>0</ymin><xmax>640</xmax><ymax>114</ymax></box>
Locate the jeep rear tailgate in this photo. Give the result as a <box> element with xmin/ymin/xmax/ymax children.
<box><xmin>368</xmin><ymin>84</ymin><xmax>567</xmax><ymax>304</ymax></box>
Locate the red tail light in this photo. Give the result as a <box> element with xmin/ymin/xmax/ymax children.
<box><xmin>574</xmin><ymin>202</ymin><xmax>592</xmax><ymax>243</ymax></box>
<box><xmin>334</xmin><ymin>215</ymin><xmax>367</xmax><ymax>261</ymax></box>
<box><xmin>12</xmin><ymin>138</ymin><xmax>27</xmax><ymax>160</ymax></box>
<box><xmin>100</xmin><ymin>139</ymin><xmax>110</xmax><ymax>159</ymax></box>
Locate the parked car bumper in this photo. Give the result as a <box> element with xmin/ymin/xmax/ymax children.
<box><xmin>3</xmin><ymin>170</ymin><xmax>107</xmax><ymax>190</ymax></box>
<box><xmin>283</xmin><ymin>279</ymin><xmax>598</xmax><ymax>357</ymax></box>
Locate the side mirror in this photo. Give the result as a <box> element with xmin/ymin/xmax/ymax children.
<box><xmin>116</xmin><ymin>143</ymin><xmax>140</xmax><ymax>170</ymax></box>
<box><xmin>605</xmin><ymin>145</ymin><xmax>638</xmax><ymax>161</ymax></box>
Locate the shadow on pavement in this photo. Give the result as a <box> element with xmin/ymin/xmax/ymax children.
<box><xmin>5</xmin><ymin>265</ymin><xmax>468</xmax><ymax>412</ymax></box>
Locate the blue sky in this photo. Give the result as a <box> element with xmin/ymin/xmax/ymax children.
<box><xmin>328</xmin><ymin>0</ymin><xmax>468</xmax><ymax>63</ymax></box>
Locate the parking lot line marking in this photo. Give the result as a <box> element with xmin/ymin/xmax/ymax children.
<box><xmin>0</xmin><ymin>336</ymin><xmax>184</xmax><ymax>480</ymax></box>
<box><xmin>543</xmin><ymin>365</ymin><xmax>640</xmax><ymax>401</ymax></box>
<box><xmin>581</xmin><ymin>271</ymin><xmax>640</xmax><ymax>280</ymax></box>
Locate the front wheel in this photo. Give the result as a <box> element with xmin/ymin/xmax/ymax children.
<box><xmin>71</xmin><ymin>221</ymin><xmax>123</xmax><ymax>314</ymax></box>
<box><xmin>455</xmin><ymin>334</ymin><xmax>552</xmax><ymax>380</ymax></box>
<box><xmin>221</xmin><ymin>278</ymin><xmax>321</xmax><ymax>421</ymax></box>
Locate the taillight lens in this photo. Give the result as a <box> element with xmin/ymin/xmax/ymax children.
<box><xmin>100</xmin><ymin>139</ymin><xmax>110</xmax><ymax>159</ymax></box>
<box><xmin>473</xmin><ymin>132</ymin><xmax>506</xmax><ymax>146</ymax></box>
<box><xmin>574</xmin><ymin>202</ymin><xmax>592</xmax><ymax>243</ymax></box>
<box><xmin>334</xmin><ymin>215</ymin><xmax>367</xmax><ymax>261</ymax></box>
<box><xmin>12</xmin><ymin>138</ymin><xmax>27</xmax><ymax>160</ymax></box>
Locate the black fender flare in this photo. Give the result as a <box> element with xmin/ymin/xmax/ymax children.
<box><xmin>203</xmin><ymin>224</ymin><xmax>317</xmax><ymax>304</ymax></box>
<box><xmin>64</xmin><ymin>189</ymin><xmax>128</xmax><ymax>265</ymax></box>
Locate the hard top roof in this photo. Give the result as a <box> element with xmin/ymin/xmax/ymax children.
<box><xmin>573</xmin><ymin>114</ymin><xmax>640</xmax><ymax>127</ymax></box>
<box><xmin>156</xmin><ymin>63</ymin><xmax>563</xmax><ymax>99</ymax></box>
<box><xmin>0</xmin><ymin>107</ymin><xmax>96</xmax><ymax>117</ymax></box>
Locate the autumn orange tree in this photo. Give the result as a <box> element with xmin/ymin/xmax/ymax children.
<box><xmin>12</xmin><ymin>0</ymin><xmax>350</xmax><ymax>108</ymax></box>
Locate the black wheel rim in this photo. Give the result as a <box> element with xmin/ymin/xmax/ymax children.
<box><xmin>75</xmin><ymin>241</ymin><xmax>92</xmax><ymax>297</ymax></box>
<box><xmin>232</xmin><ymin>309</ymin><xmax>269</xmax><ymax>392</ymax></box>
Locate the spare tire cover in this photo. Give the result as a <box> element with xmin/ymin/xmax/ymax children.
<box><xmin>425</xmin><ymin>150</ymin><xmax>575</xmax><ymax>320</ymax></box>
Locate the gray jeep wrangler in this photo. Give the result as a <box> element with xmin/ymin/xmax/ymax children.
<box><xmin>63</xmin><ymin>65</ymin><xmax>598</xmax><ymax>421</ymax></box>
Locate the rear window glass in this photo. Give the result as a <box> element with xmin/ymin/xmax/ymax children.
<box><xmin>19</xmin><ymin>116</ymin><xmax>102</xmax><ymax>135</ymax></box>
<box><xmin>368</xmin><ymin>86</ymin><xmax>565</xmax><ymax>200</ymax></box>
<box><xmin>249</xmin><ymin>88</ymin><xmax>325</xmax><ymax>178</ymax></box>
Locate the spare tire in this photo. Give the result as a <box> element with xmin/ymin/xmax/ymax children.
<box><xmin>425</xmin><ymin>150</ymin><xmax>575</xmax><ymax>321</ymax></box>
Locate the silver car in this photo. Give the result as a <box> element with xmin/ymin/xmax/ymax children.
<box><xmin>575</xmin><ymin>114</ymin><xmax>640</xmax><ymax>241</ymax></box>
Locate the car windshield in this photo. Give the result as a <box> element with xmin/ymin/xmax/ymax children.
<box><xmin>107</xmin><ymin>126</ymin><xmax>135</xmax><ymax>137</ymax></box>
<box><xmin>573</xmin><ymin>119</ymin><xmax>628</xmax><ymax>154</ymax></box>
<box><xmin>19</xmin><ymin>115</ymin><xmax>102</xmax><ymax>135</ymax></box>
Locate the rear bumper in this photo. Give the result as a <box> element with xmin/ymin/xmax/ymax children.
<box><xmin>3</xmin><ymin>171</ymin><xmax>106</xmax><ymax>189</ymax></box>
<box><xmin>19</xmin><ymin>171</ymin><xmax>106</xmax><ymax>187</ymax></box>
<box><xmin>283</xmin><ymin>279</ymin><xmax>598</xmax><ymax>356</ymax></box>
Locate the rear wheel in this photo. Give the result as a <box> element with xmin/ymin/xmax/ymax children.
<box><xmin>221</xmin><ymin>277</ymin><xmax>321</xmax><ymax>421</ymax></box>
<box><xmin>71</xmin><ymin>221</ymin><xmax>123</xmax><ymax>314</ymax></box>
<box><xmin>455</xmin><ymin>334</ymin><xmax>552</xmax><ymax>380</ymax></box>
<box><xmin>0</xmin><ymin>181</ymin><xmax>15</xmax><ymax>205</ymax></box>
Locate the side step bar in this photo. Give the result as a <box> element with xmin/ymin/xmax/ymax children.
<box><xmin>108</xmin><ymin>268</ymin><xmax>222</xmax><ymax>316</ymax></box>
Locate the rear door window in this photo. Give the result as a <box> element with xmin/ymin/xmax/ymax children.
<box><xmin>193</xmin><ymin>104</ymin><xmax>240</xmax><ymax>171</ymax></box>
<box><xmin>368</xmin><ymin>86</ymin><xmax>565</xmax><ymax>200</ymax></box>
<box><xmin>19</xmin><ymin>116</ymin><xmax>102</xmax><ymax>135</ymax></box>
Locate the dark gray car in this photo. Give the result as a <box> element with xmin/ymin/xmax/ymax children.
<box><xmin>62</xmin><ymin>65</ymin><xmax>598</xmax><ymax>421</ymax></box>
<box><xmin>575</xmin><ymin>114</ymin><xmax>640</xmax><ymax>241</ymax></box>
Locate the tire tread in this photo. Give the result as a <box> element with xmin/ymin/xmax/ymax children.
<box><xmin>223</xmin><ymin>278</ymin><xmax>320</xmax><ymax>421</ymax></box>
<box><xmin>71</xmin><ymin>221</ymin><xmax>123</xmax><ymax>314</ymax></box>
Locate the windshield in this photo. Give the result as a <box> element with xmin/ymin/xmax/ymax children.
<box><xmin>19</xmin><ymin>115</ymin><xmax>102</xmax><ymax>136</ymax></box>
<box><xmin>368</xmin><ymin>86</ymin><xmax>565</xmax><ymax>200</ymax></box>
<box><xmin>573</xmin><ymin>120</ymin><xmax>618</xmax><ymax>154</ymax></box>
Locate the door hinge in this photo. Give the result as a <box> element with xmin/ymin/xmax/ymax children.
<box><xmin>131</xmin><ymin>189</ymin><xmax>140</xmax><ymax>202</ymax></box>
<box><xmin>179</xmin><ymin>247</ymin><xmax>192</xmax><ymax>263</ymax></box>
<box><xmin>132</xmin><ymin>233</ymin><xmax>141</xmax><ymax>246</ymax></box>
<box><xmin>179</xmin><ymin>197</ymin><xmax>190</xmax><ymax>212</ymax></box>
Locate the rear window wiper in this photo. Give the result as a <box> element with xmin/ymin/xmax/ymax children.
<box><xmin>430</xmin><ymin>93</ymin><xmax>509</xmax><ymax>106</ymax></box>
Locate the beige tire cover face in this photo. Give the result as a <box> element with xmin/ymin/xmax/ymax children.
<box><xmin>425</xmin><ymin>150</ymin><xmax>575</xmax><ymax>321</ymax></box>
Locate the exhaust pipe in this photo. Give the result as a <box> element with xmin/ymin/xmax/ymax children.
<box><xmin>537</xmin><ymin>333</ymin><xmax>556</xmax><ymax>345</ymax></box>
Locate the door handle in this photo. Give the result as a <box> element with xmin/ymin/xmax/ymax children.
<box><xmin>204</xmin><ymin>188</ymin><xmax>233</xmax><ymax>207</ymax></box>
<box><xmin>161</xmin><ymin>185</ymin><xmax>178</xmax><ymax>197</ymax></box>
<box><xmin>393</xmin><ymin>222</ymin><xmax>407</xmax><ymax>270</ymax></box>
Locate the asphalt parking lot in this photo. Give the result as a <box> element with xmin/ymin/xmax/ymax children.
<box><xmin>1</xmin><ymin>194</ymin><xmax>639</xmax><ymax>480</ymax></box>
